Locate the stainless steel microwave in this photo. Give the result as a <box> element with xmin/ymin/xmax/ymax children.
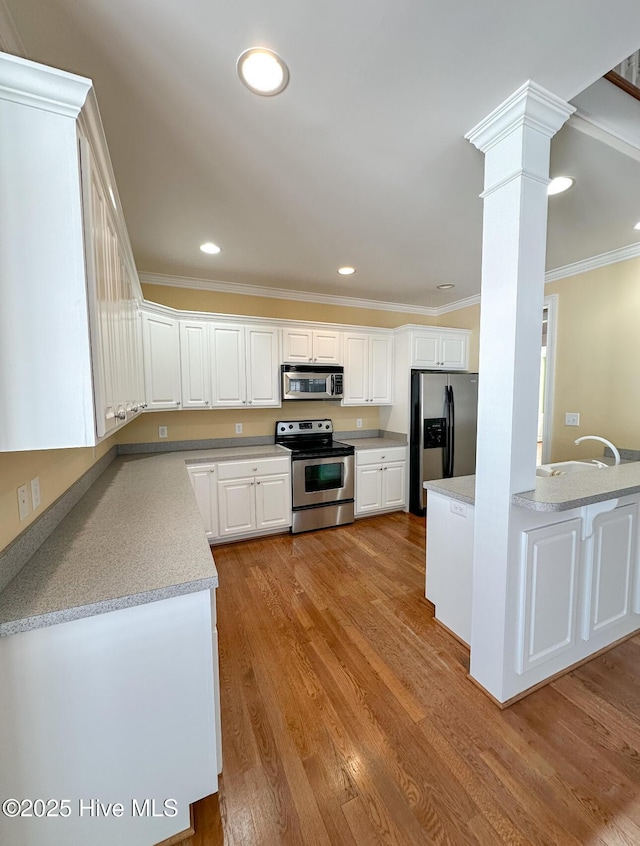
<box><xmin>281</xmin><ymin>364</ymin><xmax>344</xmax><ymax>401</ymax></box>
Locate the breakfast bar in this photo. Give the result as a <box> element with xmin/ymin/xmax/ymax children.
<box><xmin>424</xmin><ymin>461</ymin><xmax>640</xmax><ymax>704</ymax></box>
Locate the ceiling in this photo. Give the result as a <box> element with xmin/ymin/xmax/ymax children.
<box><xmin>3</xmin><ymin>0</ymin><xmax>640</xmax><ymax>309</ymax></box>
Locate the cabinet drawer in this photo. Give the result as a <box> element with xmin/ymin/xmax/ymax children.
<box><xmin>356</xmin><ymin>446</ymin><xmax>407</xmax><ymax>466</ymax></box>
<box><xmin>217</xmin><ymin>457</ymin><xmax>290</xmax><ymax>480</ymax></box>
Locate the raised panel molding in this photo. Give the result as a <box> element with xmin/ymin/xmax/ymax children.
<box><xmin>518</xmin><ymin>519</ymin><xmax>581</xmax><ymax>675</ymax></box>
<box><xmin>582</xmin><ymin>504</ymin><xmax>637</xmax><ymax>639</ymax></box>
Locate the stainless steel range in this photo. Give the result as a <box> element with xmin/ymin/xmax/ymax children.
<box><xmin>275</xmin><ymin>419</ymin><xmax>355</xmax><ymax>534</ymax></box>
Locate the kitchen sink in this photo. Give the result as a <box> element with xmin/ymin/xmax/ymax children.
<box><xmin>536</xmin><ymin>460</ymin><xmax>606</xmax><ymax>477</ymax></box>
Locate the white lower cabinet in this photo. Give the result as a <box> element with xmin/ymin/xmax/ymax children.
<box><xmin>516</xmin><ymin>498</ymin><xmax>640</xmax><ymax>679</ymax></box>
<box><xmin>355</xmin><ymin>447</ymin><xmax>407</xmax><ymax>516</ymax></box>
<box><xmin>189</xmin><ymin>456</ymin><xmax>291</xmax><ymax>543</ymax></box>
<box><xmin>187</xmin><ymin>464</ymin><xmax>218</xmax><ymax>540</ymax></box>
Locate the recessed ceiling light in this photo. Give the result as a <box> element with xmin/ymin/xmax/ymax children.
<box><xmin>634</xmin><ymin>221</ymin><xmax>640</xmax><ymax>231</ymax></box>
<box><xmin>437</xmin><ymin>283</ymin><xmax>455</xmax><ymax>290</ymax></box>
<box><xmin>547</xmin><ymin>176</ymin><xmax>574</xmax><ymax>196</ymax></box>
<box><xmin>200</xmin><ymin>242</ymin><xmax>221</xmax><ymax>255</ymax></box>
<box><xmin>237</xmin><ymin>48</ymin><xmax>289</xmax><ymax>96</ymax></box>
<box><xmin>338</xmin><ymin>266</ymin><xmax>356</xmax><ymax>276</ymax></box>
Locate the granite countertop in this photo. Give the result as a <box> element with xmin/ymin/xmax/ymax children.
<box><xmin>340</xmin><ymin>437</ymin><xmax>408</xmax><ymax>449</ymax></box>
<box><xmin>0</xmin><ymin>449</ymin><xmax>238</xmax><ymax>637</ymax></box>
<box><xmin>424</xmin><ymin>459</ymin><xmax>640</xmax><ymax>512</ymax></box>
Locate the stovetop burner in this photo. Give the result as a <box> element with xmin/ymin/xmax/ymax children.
<box><xmin>275</xmin><ymin>419</ymin><xmax>355</xmax><ymax>460</ymax></box>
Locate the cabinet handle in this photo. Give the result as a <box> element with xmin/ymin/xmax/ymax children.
<box><xmin>248</xmin><ymin>400</ymin><xmax>252</xmax><ymax>404</ymax></box>
<box><xmin>210</xmin><ymin>468</ymin><xmax>215</xmax><ymax>473</ymax></box>
<box><xmin>381</xmin><ymin>455</ymin><xmax>385</xmax><ymax>459</ymax></box>
<box><xmin>176</xmin><ymin>401</ymin><xmax>181</xmax><ymax>406</ymax></box>
<box><xmin>250</xmin><ymin>481</ymin><xmax>254</xmax><ymax>486</ymax></box>
<box><xmin>115</xmin><ymin>410</ymin><xmax>126</xmax><ymax>420</ymax></box>
<box><xmin>256</xmin><ymin>481</ymin><xmax>261</xmax><ymax>485</ymax></box>
<box><xmin>252</xmin><ymin>468</ymin><xmax>258</xmax><ymax>472</ymax></box>
<box><xmin>205</xmin><ymin>400</ymin><xmax>209</xmax><ymax>406</ymax></box>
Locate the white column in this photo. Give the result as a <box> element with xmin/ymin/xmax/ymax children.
<box><xmin>465</xmin><ymin>82</ymin><xmax>574</xmax><ymax>702</ymax></box>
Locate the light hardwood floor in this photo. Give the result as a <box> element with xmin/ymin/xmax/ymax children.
<box><xmin>186</xmin><ymin>512</ymin><xmax>640</xmax><ymax>845</ymax></box>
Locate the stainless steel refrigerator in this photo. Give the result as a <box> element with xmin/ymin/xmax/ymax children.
<box><xmin>409</xmin><ymin>370</ymin><xmax>478</xmax><ymax>515</ymax></box>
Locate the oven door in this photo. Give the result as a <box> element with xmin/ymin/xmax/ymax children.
<box><xmin>292</xmin><ymin>455</ymin><xmax>354</xmax><ymax>507</ymax></box>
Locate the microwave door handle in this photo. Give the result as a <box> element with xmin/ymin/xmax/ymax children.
<box><xmin>330</xmin><ymin>374</ymin><xmax>335</xmax><ymax>395</ymax></box>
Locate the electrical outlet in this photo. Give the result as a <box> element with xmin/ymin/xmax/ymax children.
<box><xmin>356</xmin><ymin>418</ymin><xmax>362</xmax><ymax>429</ymax></box>
<box><xmin>30</xmin><ymin>476</ymin><xmax>41</xmax><ymax>510</ymax></box>
<box><xmin>17</xmin><ymin>485</ymin><xmax>30</xmax><ymax>521</ymax></box>
<box><xmin>158</xmin><ymin>426</ymin><xmax>168</xmax><ymax>438</ymax></box>
<box><xmin>565</xmin><ymin>413</ymin><xmax>580</xmax><ymax>427</ymax></box>
<box><xmin>450</xmin><ymin>500</ymin><xmax>467</xmax><ymax>518</ymax></box>
<box><xmin>235</xmin><ymin>423</ymin><xmax>243</xmax><ymax>434</ymax></box>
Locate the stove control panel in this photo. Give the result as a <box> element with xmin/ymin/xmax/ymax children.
<box><xmin>276</xmin><ymin>419</ymin><xmax>333</xmax><ymax>435</ymax></box>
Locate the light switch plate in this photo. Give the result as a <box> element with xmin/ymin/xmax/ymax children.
<box><xmin>565</xmin><ymin>412</ymin><xmax>580</xmax><ymax>427</ymax></box>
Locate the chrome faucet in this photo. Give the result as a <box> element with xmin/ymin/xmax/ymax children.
<box><xmin>574</xmin><ymin>436</ymin><xmax>620</xmax><ymax>466</ymax></box>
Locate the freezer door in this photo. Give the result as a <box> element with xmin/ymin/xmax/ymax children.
<box><xmin>448</xmin><ymin>373</ymin><xmax>478</xmax><ymax>477</ymax></box>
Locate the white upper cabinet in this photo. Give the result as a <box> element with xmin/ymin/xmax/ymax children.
<box><xmin>0</xmin><ymin>53</ymin><xmax>144</xmax><ymax>450</ymax></box>
<box><xmin>210</xmin><ymin>323</ymin><xmax>280</xmax><ymax>408</ymax></box>
<box><xmin>343</xmin><ymin>332</ymin><xmax>393</xmax><ymax>406</ymax></box>
<box><xmin>179</xmin><ymin>320</ymin><xmax>210</xmax><ymax>408</ymax></box>
<box><xmin>410</xmin><ymin>328</ymin><xmax>469</xmax><ymax>370</ymax></box>
<box><xmin>282</xmin><ymin>327</ymin><xmax>342</xmax><ymax>364</ymax></box>
<box><xmin>142</xmin><ymin>312</ymin><xmax>182</xmax><ymax>410</ymax></box>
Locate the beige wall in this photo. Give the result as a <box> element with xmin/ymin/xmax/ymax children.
<box><xmin>0</xmin><ymin>435</ymin><xmax>117</xmax><ymax>553</ymax></box>
<box><xmin>546</xmin><ymin>257</ymin><xmax>640</xmax><ymax>461</ymax></box>
<box><xmin>118</xmin><ymin>404</ymin><xmax>380</xmax><ymax>445</ymax></box>
<box><xmin>0</xmin><ymin>285</ymin><xmax>481</xmax><ymax>554</ymax></box>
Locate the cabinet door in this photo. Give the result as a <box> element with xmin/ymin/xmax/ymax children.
<box><xmin>355</xmin><ymin>465</ymin><xmax>383</xmax><ymax>514</ymax></box>
<box><xmin>210</xmin><ymin>324</ymin><xmax>246</xmax><ymax>406</ymax></box>
<box><xmin>282</xmin><ymin>328</ymin><xmax>313</xmax><ymax>363</ymax></box>
<box><xmin>343</xmin><ymin>333</ymin><xmax>369</xmax><ymax>405</ymax></box>
<box><xmin>583</xmin><ymin>504</ymin><xmax>637</xmax><ymax>640</ymax></box>
<box><xmin>440</xmin><ymin>332</ymin><xmax>468</xmax><ymax>370</ymax></box>
<box><xmin>188</xmin><ymin>466</ymin><xmax>218</xmax><ymax>538</ymax></box>
<box><xmin>217</xmin><ymin>478</ymin><xmax>256</xmax><ymax>536</ymax></box>
<box><xmin>245</xmin><ymin>326</ymin><xmax>280</xmax><ymax>407</ymax></box>
<box><xmin>369</xmin><ymin>335</ymin><xmax>393</xmax><ymax>405</ymax></box>
<box><xmin>382</xmin><ymin>461</ymin><xmax>406</xmax><ymax>509</ymax></box>
<box><xmin>517</xmin><ymin>519</ymin><xmax>581</xmax><ymax>675</ymax></box>
<box><xmin>142</xmin><ymin>312</ymin><xmax>182</xmax><ymax>410</ymax></box>
<box><xmin>313</xmin><ymin>330</ymin><xmax>342</xmax><ymax>364</ymax></box>
<box><xmin>255</xmin><ymin>474</ymin><xmax>292</xmax><ymax>530</ymax></box>
<box><xmin>411</xmin><ymin>332</ymin><xmax>440</xmax><ymax>368</ymax></box>
<box><xmin>180</xmin><ymin>321</ymin><xmax>211</xmax><ymax>408</ymax></box>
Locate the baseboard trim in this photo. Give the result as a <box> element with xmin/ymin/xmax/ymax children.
<box><xmin>467</xmin><ymin>628</ymin><xmax>640</xmax><ymax>709</ymax></box>
<box><xmin>154</xmin><ymin>806</ymin><xmax>195</xmax><ymax>846</ymax></box>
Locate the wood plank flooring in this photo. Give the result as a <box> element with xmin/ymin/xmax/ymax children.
<box><xmin>188</xmin><ymin>512</ymin><xmax>640</xmax><ymax>845</ymax></box>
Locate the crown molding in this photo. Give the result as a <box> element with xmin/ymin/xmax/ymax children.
<box><xmin>544</xmin><ymin>242</ymin><xmax>640</xmax><ymax>283</ymax></box>
<box><xmin>466</xmin><ymin>80</ymin><xmax>575</xmax><ymax>153</ymax></box>
<box><xmin>0</xmin><ymin>51</ymin><xmax>91</xmax><ymax>117</ymax></box>
<box><xmin>0</xmin><ymin>0</ymin><xmax>26</xmax><ymax>57</ymax></box>
<box><xmin>139</xmin><ymin>272</ymin><xmax>447</xmax><ymax>317</ymax></box>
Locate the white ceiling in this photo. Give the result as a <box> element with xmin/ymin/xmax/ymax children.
<box><xmin>3</xmin><ymin>0</ymin><xmax>640</xmax><ymax>309</ymax></box>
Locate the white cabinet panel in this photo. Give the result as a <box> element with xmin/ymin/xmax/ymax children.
<box><xmin>246</xmin><ymin>326</ymin><xmax>280</xmax><ymax>406</ymax></box>
<box><xmin>583</xmin><ymin>504</ymin><xmax>637</xmax><ymax>639</ymax></box>
<box><xmin>383</xmin><ymin>462</ymin><xmax>406</xmax><ymax>509</ymax></box>
<box><xmin>356</xmin><ymin>466</ymin><xmax>383</xmax><ymax>514</ymax></box>
<box><xmin>282</xmin><ymin>327</ymin><xmax>341</xmax><ymax>363</ymax></box>
<box><xmin>256</xmin><ymin>474</ymin><xmax>291</xmax><ymax>530</ymax></box>
<box><xmin>180</xmin><ymin>321</ymin><xmax>210</xmax><ymax>408</ymax></box>
<box><xmin>210</xmin><ymin>324</ymin><xmax>246</xmax><ymax>406</ymax></box>
<box><xmin>410</xmin><ymin>329</ymin><xmax>469</xmax><ymax>370</ymax></box>
<box><xmin>188</xmin><ymin>465</ymin><xmax>218</xmax><ymax>539</ymax></box>
<box><xmin>370</xmin><ymin>336</ymin><xmax>393</xmax><ymax>404</ymax></box>
<box><xmin>343</xmin><ymin>334</ymin><xmax>369</xmax><ymax>405</ymax></box>
<box><xmin>518</xmin><ymin>519</ymin><xmax>581</xmax><ymax>675</ymax></box>
<box><xmin>218</xmin><ymin>478</ymin><xmax>256</xmax><ymax>536</ymax></box>
<box><xmin>142</xmin><ymin>312</ymin><xmax>181</xmax><ymax>410</ymax></box>
<box><xmin>343</xmin><ymin>333</ymin><xmax>392</xmax><ymax>405</ymax></box>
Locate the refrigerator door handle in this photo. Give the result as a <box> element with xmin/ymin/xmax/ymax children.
<box><xmin>448</xmin><ymin>385</ymin><xmax>455</xmax><ymax>476</ymax></box>
<box><xmin>443</xmin><ymin>387</ymin><xmax>451</xmax><ymax>477</ymax></box>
